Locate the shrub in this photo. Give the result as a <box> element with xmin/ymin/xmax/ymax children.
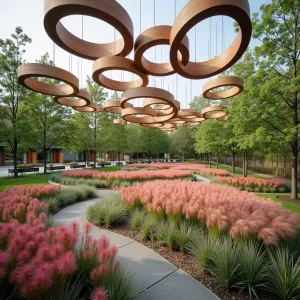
<box><xmin>267</xmin><ymin>246</ymin><xmax>300</xmax><ymax>300</ymax></box>
<box><xmin>86</xmin><ymin>193</ymin><xmax>128</xmax><ymax>228</ymax></box>
<box><xmin>129</xmin><ymin>209</ymin><xmax>146</xmax><ymax>230</ymax></box>
<box><xmin>93</xmin><ymin>179</ymin><xmax>110</xmax><ymax>188</ymax></box>
<box><xmin>208</xmin><ymin>237</ymin><xmax>240</xmax><ymax>289</ymax></box>
<box><xmin>189</xmin><ymin>235</ymin><xmax>216</xmax><ymax>270</ymax></box>
<box><xmin>140</xmin><ymin>215</ymin><xmax>156</xmax><ymax>240</ymax></box>
<box><xmin>236</xmin><ymin>241</ymin><xmax>268</xmax><ymax>299</ymax></box>
<box><xmin>122</xmin><ymin>180</ymin><xmax>299</xmax><ymax>245</ymax></box>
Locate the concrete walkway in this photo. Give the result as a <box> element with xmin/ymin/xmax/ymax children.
<box><xmin>53</xmin><ymin>192</ymin><xmax>219</xmax><ymax>300</ymax></box>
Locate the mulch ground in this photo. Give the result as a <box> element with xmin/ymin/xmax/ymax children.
<box><xmin>107</xmin><ymin>224</ymin><xmax>277</xmax><ymax>300</ymax></box>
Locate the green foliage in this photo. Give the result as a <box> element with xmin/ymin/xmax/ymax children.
<box><xmin>101</xmin><ymin>266</ymin><xmax>139</xmax><ymax>300</ymax></box>
<box><xmin>139</xmin><ymin>215</ymin><xmax>157</xmax><ymax>240</ymax></box>
<box><xmin>43</xmin><ymin>215</ymin><xmax>56</xmax><ymax>228</ymax></box>
<box><xmin>129</xmin><ymin>209</ymin><xmax>146</xmax><ymax>230</ymax></box>
<box><xmin>86</xmin><ymin>193</ymin><xmax>128</xmax><ymax>228</ymax></box>
<box><xmin>208</xmin><ymin>237</ymin><xmax>240</xmax><ymax>289</ymax></box>
<box><xmin>236</xmin><ymin>241</ymin><xmax>268</xmax><ymax>299</ymax></box>
<box><xmin>267</xmin><ymin>246</ymin><xmax>300</xmax><ymax>300</ymax></box>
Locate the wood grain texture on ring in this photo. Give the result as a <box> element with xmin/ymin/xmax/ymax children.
<box><xmin>44</xmin><ymin>0</ymin><xmax>134</xmax><ymax>60</ymax></box>
<box><xmin>134</xmin><ymin>25</ymin><xmax>189</xmax><ymax>76</ymax></box>
<box><xmin>170</xmin><ymin>0</ymin><xmax>252</xmax><ymax>79</ymax></box>
<box><xmin>103</xmin><ymin>100</ymin><xmax>133</xmax><ymax>114</ymax></box>
<box><xmin>93</xmin><ymin>57</ymin><xmax>149</xmax><ymax>91</ymax></box>
<box><xmin>202</xmin><ymin>105</ymin><xmax>227</xmax><ymax>119</ymax></box>
<box><xmin>18</xmin><ymin>63</ymin><xmax>79</xmax><ymax>97</ymax></box>
<box><xmin>54</xmin><ymin>89</ymin><xmax>90</xmax><ymax>107</ymax></box>
<box><xmin>202</xmin><ymin>76</ymin><xmax>244</xmax><ymax>100</ymax></box>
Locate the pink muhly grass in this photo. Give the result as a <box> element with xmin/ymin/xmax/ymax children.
<box><xmin>90</xmin><ymin>264</ymin><xmax>108</xmax><ymax>283</ymax></box>
<box><xmin>91</xmin><ymin>287</ymin><xmax>108</xmax><ymax>300</ymax></box>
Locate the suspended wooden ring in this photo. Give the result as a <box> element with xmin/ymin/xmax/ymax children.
<box><xmin>140</xmin><ymin>123</ymin><xmax>164</xmax><ymax>128</ymax></box>
<box><xmin>103</xmin><ymin>100</ymin><xmax>133</xmax><ymax>114</ymax></box>
<box><xmin>53</xmin><ymin>89</ymin><xmax>90</xmax><ymax>107</ymax></box>
<box><xmin>202</xmin><ymin>105</ymin><xmax>227</xmax><ymax>119</ymax></box>
<box><xmin>143</xmin><ymin>98</ymin><xmax>179</xmax><ymax>119</ymax></box>
<box><xmin>160</xmin><ymin>123</ymin><xmax>177</xmax><ymax>131</ymax></box>
<box><xmin>113</xmin><ymin>119</ymin><xmax>127</xmax><ymax>126</ymax></box>
<box><xmin>18</xmin><ymin>63</ymin><xmax>79</xmax><ymax>97</ymax></box>
<box><xmin>170</xmin><ymin>0</ymin><xmax>252</xmax><ymax>79</ymax></box>
<box><xmin>44</xmin><ymin>0</ymin><xmax>134</xmax><ymax>60</ymax></box>
<box><xmin>177</xmin><ymin>109</ymin><xmax>203</xmax><ymax>120</ymax></box>
<box><xmin>134</xmin><ymin>25</ymin><xmax>189</xmax><ymax>76</ymax></box>
<box><xmin>93</xmin><ymin>57</ymin><xmax>149</xmax><ymax>91</ymax></box>
<box><xmin>183</xmin><ymin>122</ymin><xmax>201</xmax><ymax>126</ymax></box>
<box><xmin>203</xmin><ymin>76</ymin><xmax>244</xmax><ymax>100</ymax></box>
<box><xmin>217</xmin><ymin>115</ymin><xmax>229</xmax><ymax>121</ymax></box>
<box><xmin>96</xmin><ymin>106</ymin><xmax>104</xmax><ymax>112</ymax></box>
<box><xmin>73</xmin><ymin>101</ymin><xmax>98</xmax><ymax>112</ymax></box>
<box><xmin>167</xmin><ymin>118</ymin><xmax>186</xmax><ymax>125</ymax></box>
<box><xmin>122</xmin><ymin>107</ymin><xmax>158</xmax><ymax>124</ymax></box>
<box><xmin>121</xmin><ymin>87</ymin><xmax>177</xmax><ymax>123</ymax></box>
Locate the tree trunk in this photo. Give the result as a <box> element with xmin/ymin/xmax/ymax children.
<box><xmin>94</xmin><ymin>151</ymin><xmax>97</xmax><ymax>168</ymax></box>
<box><xmin>118</xmin><ymin>152</ymin><xmax>120</xmax><ymax>165</ymax></box>
<box><xmin>209</xmin><ymin>153</ymin><xmax>211</xmax><ymax>168</ymax></box>
<box><xmin>148</xmin><ymin>151</ymin><xmax>150</xmax><ymax>164</ymax></box>
<box><xmin>245</xmin><ymin>158</ymin><xmax>248</xmax><ymax>177</ymax></box>
<box><xmin>216</xmin><ymin>156</ymin><xmax>219</xmax><ymax>169</ymax></box>
<box><xmin>291</xmin><ymin>149</ymin><xmax>298</xmax><ymax>200</ymax></box>
<box><xmin>232</xmin><ymin>152</ymin><xmax>235</xmax><ymax>174</ymax></box>
<box><xmin>275</xmin><ymin>154</ymin><xmax>279</xmax><ymax>176</ymax></box>
<box><xmin>43</xmin><ymin>146</ymin><xmax>47</xmax><ymax>174</ymax></box>
<box><xmin>200</xmin><ymin>153</ymin><xmax>202</xmax><ymax>164</ymax></box>
<box><xmin>13</xmin><ymin>147</ymin><xmax>18</xmax><ymax>178</ymax></box>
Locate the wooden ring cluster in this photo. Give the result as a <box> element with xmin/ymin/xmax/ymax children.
<box><xmin>203</xmin><ymin>76</ymin><xmax>244</xmax><ymax>100</ymax></box>
<box><xmin>44</xmin><ymin>0</ymin><xmax>134</xmax><ymax>60</ymax></box>
<box><xmin>103</xmin><ymin>100</ymin><xmax>133</xmax><ymax>114</ymax></box>
<box><xmin>113</xmin><ymin>119</ymin><xmax>127</xmax><ymax>126</ymax></box>
<box><xmin>134</xmin><ymin>25</ymin><xmax>189</xmax><ymax>76</ymax></box>
<box><xmin>54</xmin><ymin>89</ymin><xmax>91</xmax><ymax>107</ymax></box>
<box><xmin>18</xmin><ymin>63</ymin><xmax>79</xmax><ymax>97</ymax></box>
<box><xmin>170</xmin><ymin>0</ymin><xmax>252</xmax><ymax>79</ymax></box>
<box><xmin>93</xmin><ymin>57</ymin><xmax>149</xmax><ymax>91</ymax></box>
<box><xmin>202</xmin><ymin>105</ymin><xmax>227</xmax><ymax>119</ymax></box>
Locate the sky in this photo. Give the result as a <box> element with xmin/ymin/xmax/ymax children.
<box><xmin>0</xmin><ymin>0</ymin><xmax>270</xmax><ymax>108</ymax></box>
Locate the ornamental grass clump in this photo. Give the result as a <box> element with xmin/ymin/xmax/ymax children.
<box><xmin>218</xmin><ymin>176</ymin><xmax>287</xmax><ymax>192</ymax></box>
<box><xmin>139</xmin><ymin>215</ymin><xmax>157</xmax><ymax>240</ymax></box>
<box><xmin>121</xmin><ymin>180</ymin><xmax>299</xmax><ymax>245</ymax></box>
<box><xmin>129</xmin><ymin>209</ymin><xmax>146</xmax><ymax>230</ymax></box>
<box><xmin>87</xmin><ymin>193</ymin><xmax>128</xmax><ymax>228</ymax></box>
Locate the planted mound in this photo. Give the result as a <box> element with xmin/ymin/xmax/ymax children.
<box><xmin>62</xmin><ymin>169</ymin><xmax>192</xmax><ymax>182</ymax></box>
<box><xmin>121</xmin><ymin>180</ymin><xmax>298</xmax><ymax>245</ymax></box>
<box><xmin>0</xmin><ymin>185</ymin><xmax>136</xmax><ymax>299</ymax></box>
<box><xmin>218</xmin><ymin>176</ymin><xmax>287</xmax><ymax>192</ymax></box>
<box><xmin>130</xmin><ymin>163</ymin><xmax>230</xmax><ymax>177</ymax></box>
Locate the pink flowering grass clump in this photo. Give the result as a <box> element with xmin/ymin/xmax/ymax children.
<box><xmin>218</xmin><ymin>176</ymin><xmax>286</xmax><ymax>192</ymax></box>
<box><xmin>0</xmin><ymin>186</ymin><xmax>122</xmax><ymax>299</ymax></box>
<box><xmin>130</xmin><ymin>163</ymin><xmax>230</xmax><ymax>177</ymax></box>
<box><xmin>63</xmin><ymin>168</ymin><xmax>192</xmax><ymax>182</ymax></box>
<box><xmin>121</xmin><ymin>180</ymin><xmax>298</xmax><ymax>245</ymax></box>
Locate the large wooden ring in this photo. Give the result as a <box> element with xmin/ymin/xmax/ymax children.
<box><xmin>160</xmin><ymin>123</ymin><xmax>177</xmax><ymax>131</ymax></box>
<box><xmin>202</xmin><ymin>105</ymin><xmax>227</xmax><ymax>119</ymax></box>
<box><xmin>141</xmin><ymin>123</ymin><xmax>163</xmax><ymax>128</ymax></box>
<box><xmin>203</xmin><ymin>76</ymin><xmax>244</xmax><ymax>100</ymax></box>
<box><xmin>134</xmin><ymin>25</ymin><xmax>189</xmax><ymax>76</ymax></box>
<box><xmin>183</xmin><ymin>122</ymin><xmax>201</xmax><ymax>126</ymax></box>
<box><xmin>170</xmin><ymin>0</ymin><xmax>252</xmax><ymax>79</ymax></box>
<box><xmin>93</xmin><ymin>57</ymin><xmax>149</xmax><ymax>91</ymax></box>
<box><xmin>103</xmin><ymin>100</ymin><xmax>133</xmax><ymax>114</ymax></box>
<box><xmin>18</xmin><ymin>63</ymin><xmax>79</xmax><ymax>97</ymax></box>
<box><xmin>167</xmin><ymin>118</ymin><xmax>186</xmax><ymax>125</ymax></box>
<box><xmin>121</xmin><ymin>87</ymin><xmax>177</xmax><ymax>123</ymax></box>
<box><xmin>73</xmin><ymin>101</ymin><xmax>98</xmax><ymax>112</ymax></box>
<box><xmin>44</xmin><ymin>0</ymin><xmax>134</xmax><ymax>60</ymax></box>
<box><xmin>122</xmin><ymin>107</ymin><xmax>158</xmax><ymax>124</ymax></box>
<box><xmin>113</xmin><ymin>119</ymin><xmax>127</xmax><ymax>126</ymax></box>
<box><xmin>54</xmin><ymin>89</ymin><xmax>90</xmax><ymax>107</ymax></box>
<box><xmin>177</xmin><ymin>109</ymin><xmax>202</xmax><ymax>120</ymax></box>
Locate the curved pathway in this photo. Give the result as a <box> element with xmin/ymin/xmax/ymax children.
<box><xmin>54</xmin><ymin>187</ymin><xmax>218</xmax><ymax>300</ymax></box>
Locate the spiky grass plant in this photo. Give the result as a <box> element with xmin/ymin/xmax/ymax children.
<box><xmin>175</xmin><ymin>221</ymin><xmax>202</xmax><ymax>252</ymax></box>
<box><xmin>267</xmin><ymin>246</ymin><xmax>300</xmax><ymax>300</ymax></box>
<box><xmin>208</xmin><ymin>237</ymin><xmax>240</xmax><ymax>289</ymax></box>
<box><xmin>163</xmin><ymin>221</ymin><xmax>178</xmax><ymax>250</ymax></box>
<box><xmin>44</xmin><ymin>215</ymin><xmax>56</xmax><ymax>228</ymax></box>
<box><xmin>236</xmin><ymin>240</ymin><xmax>268</xmax><ymax>299</ymax></box>
<box><xmin>102</xmin><ymin>266</ymin><xmax>139</xmax><ymax>300</ymax></box>
<box><xmin>139</xmin><ymin>215</ymin><xmax>156</xmax><ymax>240</ymax></box>
<box><xmin>86</xmin><ymin>193</ymin><xmax>128</xmax><ymax>228</ymax></box>
<box><xmin>129</xmin><ymin>209</ymin><xmax>146</xmax><ymax>230</ymax></box>
<box><xmin>154</xmin><ymin>220</ymin><xmax>167</xmax><ymax>244</ymax></box>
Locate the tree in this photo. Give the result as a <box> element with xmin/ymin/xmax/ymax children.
<box><xmin>170</xmin><ymin>125</ymin><xmax>194</xmax><ymax>161</ymax></box>
<box><xmin>252</xmin><ymin>0</ymin><xmax>300</xmax><ymax>199</ymax></box>
<box><xmin>28</xmin><ymin>54</ymin><xmax>71</xmax><ymax>173</ymax></box>
<box><xmin>0</xmin><ymin>27</ymin><xmax>32</xmax><ymax>177</ymax></box>
<box><xmin>125</xmin><ymin>124</ymin><xmax>141</xmax><ymax>162</ymax></box>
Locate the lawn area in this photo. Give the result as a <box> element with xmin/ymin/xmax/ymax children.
<box><xmin>0</xmin><ymin>173</ymin><xmax>52</xmax><ymax>192</ymax></box>
<box><xmin>256</xmin><ymin>193</ymin><xmax>300</xmax><ymax>214</ymax></box>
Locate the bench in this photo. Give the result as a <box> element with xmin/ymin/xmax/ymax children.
<box><xmin>70</xmin><ymin>165</ymin><xmax>85</xmax><ymax>169</ymax></box>
<box><xmin>46</xmin><ymin>166</ymin><xmax>66</xmax><ymax>172</ymax></box>
<box><xmin>8</xmin><ymin>167</ymin><xmax>39</xmax><ymax>176</ymax></box>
